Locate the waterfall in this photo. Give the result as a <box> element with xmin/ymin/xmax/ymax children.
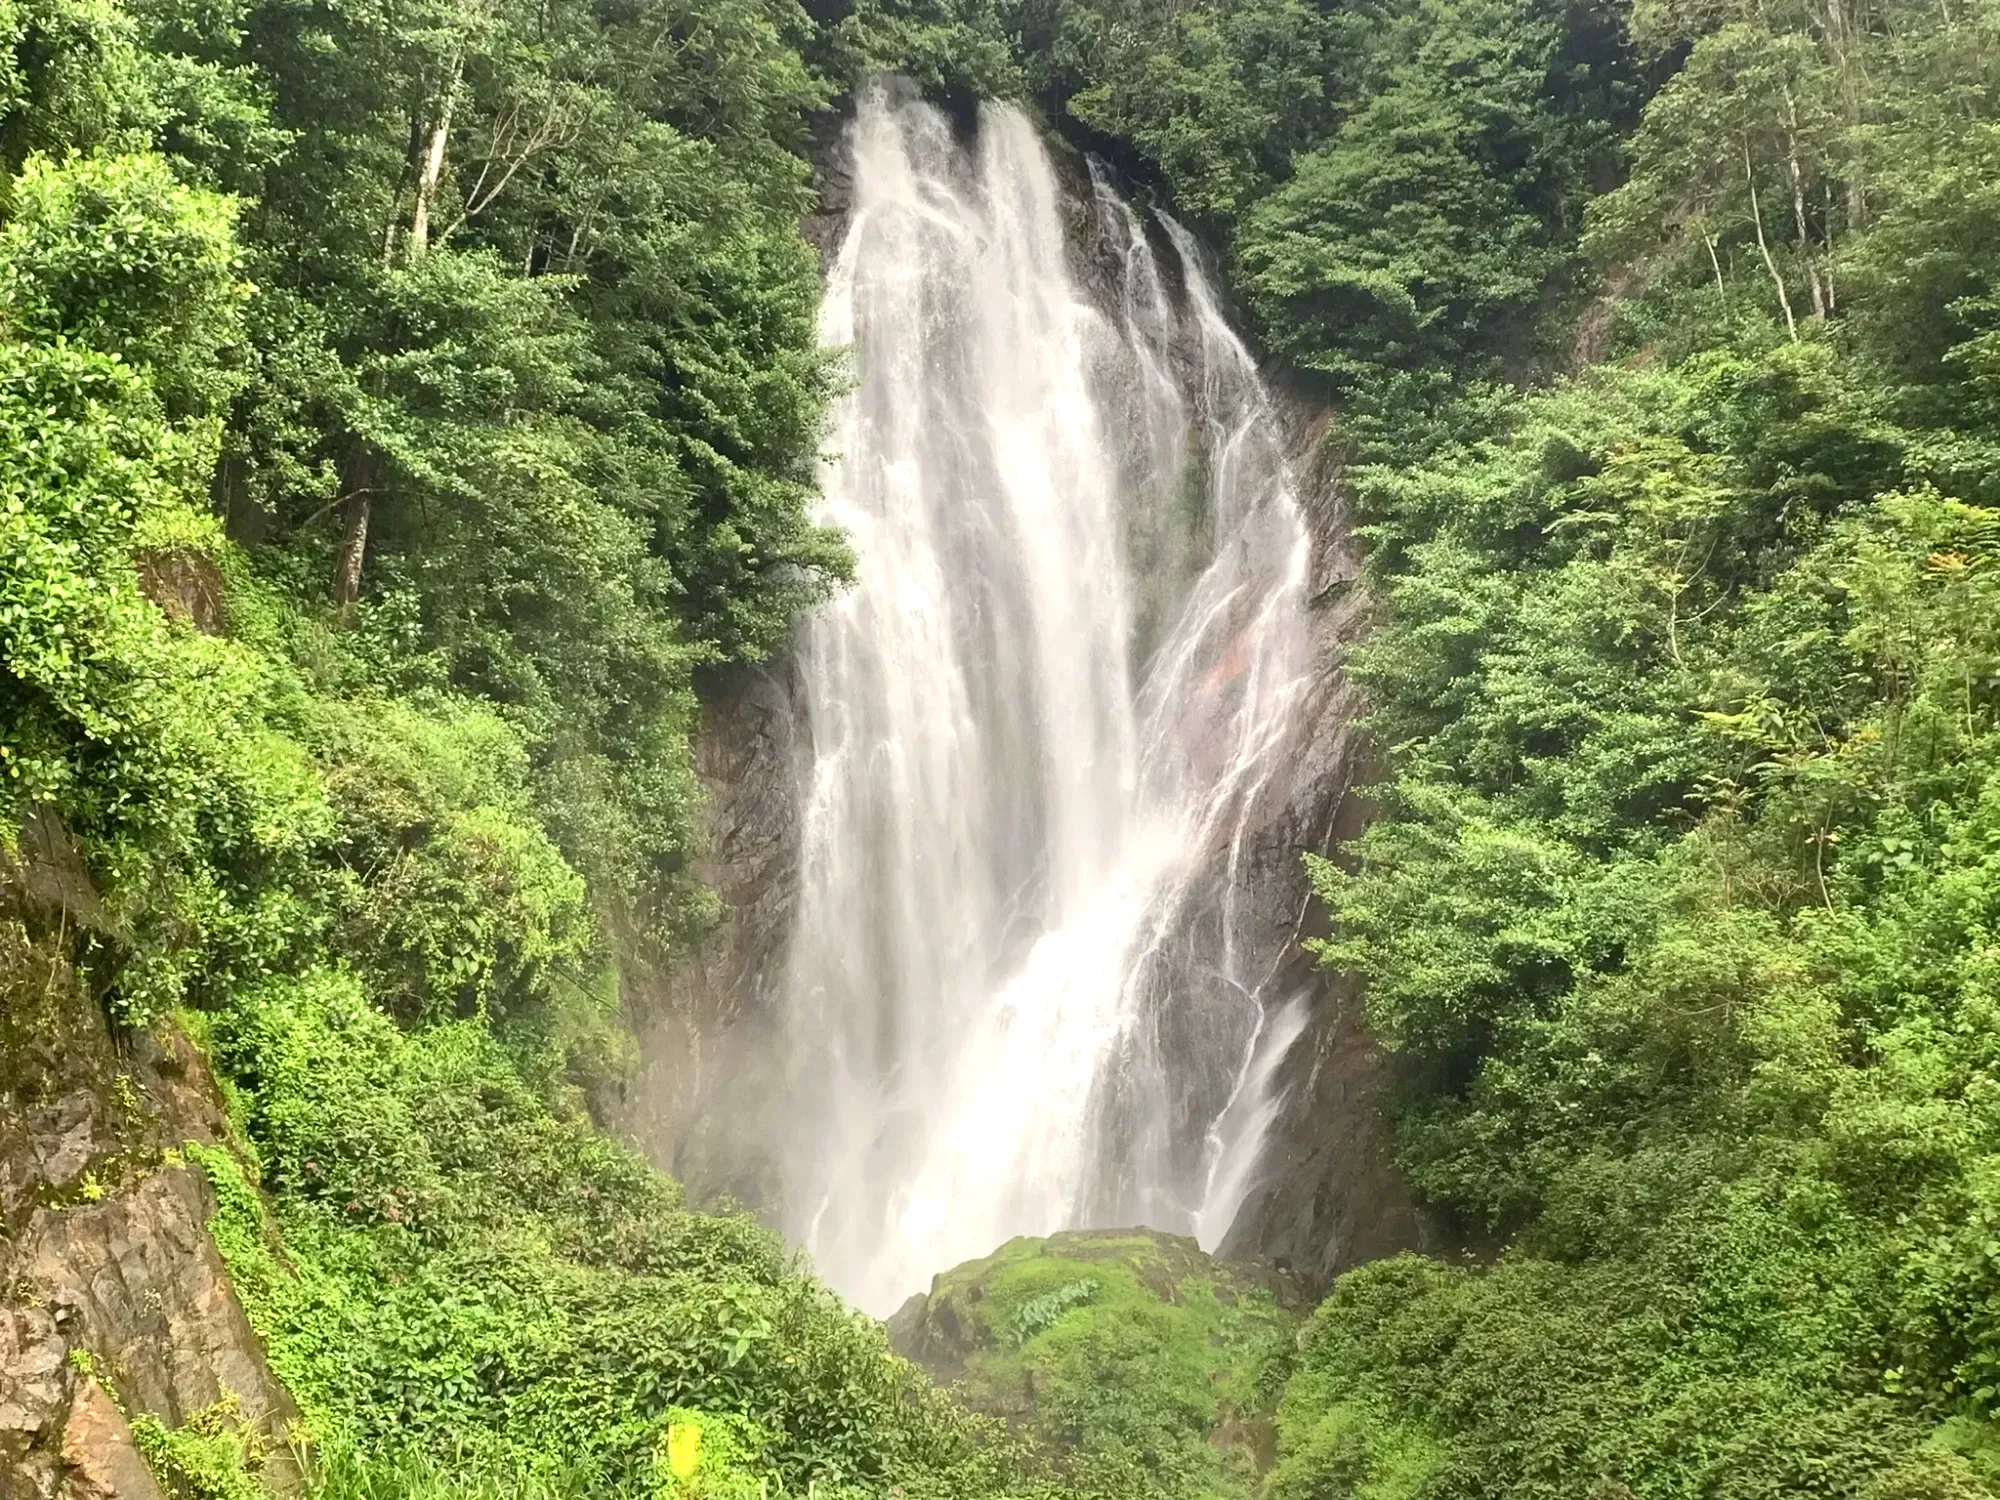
<box><xmin>784</xmin><ymin>83</ymin><xmax>1314</xmax><ymax>1314</ymax></box>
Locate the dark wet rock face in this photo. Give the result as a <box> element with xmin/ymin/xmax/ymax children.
<box><xmin>613</xmin><ymin>661</ymin><xmax>806</xmax><ymax>1211</ymax></box>
<box><xmin>1218</xmin><ymin>972</ymin><xmax>1442</xmax><ymax>1288</ymax></box>
<box><xmin>1204</xmin><ymin>425</ymin><xmax>1442</xmax><ymax>1292</ymax></box>
<box><xmin>1</xmin><ymin>862</ymin><xmax>301</xmax><ymax>1500</ymax></box>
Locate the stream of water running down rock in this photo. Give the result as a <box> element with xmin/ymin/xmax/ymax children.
<box><xmin>784</xmin><ymin>84</ymin><xmax>1315</xmax><ymax>1314</ymax></box>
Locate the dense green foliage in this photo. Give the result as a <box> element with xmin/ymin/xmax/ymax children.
<box><xmin>1281</xmin><ymin>0</ymin><xmax>2000</xmax><ymax>1493</ymax></box>
<box><xmin>882</xmin><ymin>0</ymin><xmax>1643</xmax><ymax>402</ymax></box>
<box><xmin>818</xmin><ymin>0</ymin><xmax>2000</xmax><ymax>1491</ymax></box>
<box><xmin>184</xmin><ymin>979</ymin><xmax>1021</xmax><ymax>1497</ymax></box>
<box><xmin>0</xmin><ymin>0</ymin><xmax>854</xmax><ymax>992</ymax></box>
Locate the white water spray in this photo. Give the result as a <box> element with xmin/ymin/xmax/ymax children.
<box><xmin>784</xmin><ymin>85</ymin><xmax>1314</xmax><ymax>1313</ymax></box>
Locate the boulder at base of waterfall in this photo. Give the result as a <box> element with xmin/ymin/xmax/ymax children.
<box><xmin>886</xmin><ymin>1229</ymin><xmax>1296</xmax><ymax>1495</ymax></box>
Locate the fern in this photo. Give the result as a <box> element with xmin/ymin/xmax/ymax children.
<box><xmin>1010</xmin><ymin>1279</ymin><xmax>1100</xmax><ymax>1345</ymax></box>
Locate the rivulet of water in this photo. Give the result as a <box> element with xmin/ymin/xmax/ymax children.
<box><xmin>783</xmin><ymin>82</ymin><xmax>1314</xmax><ymax>1314</ymax></box>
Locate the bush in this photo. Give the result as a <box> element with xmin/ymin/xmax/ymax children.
<box><xmin>193</xmin><ymin>971</ymin><xmax>1025</xmax><ymax>1497</ymax></box>
<box><xmin>0</xmin><ymin>151</ymin><xmax>244</xmax><ymax>415</ymax></box>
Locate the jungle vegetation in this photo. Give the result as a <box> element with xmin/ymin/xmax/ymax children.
<box><xmin>8</xmin><ymin>0</ymin><xmax>2000</xmax><ymax>1494</ymax></box>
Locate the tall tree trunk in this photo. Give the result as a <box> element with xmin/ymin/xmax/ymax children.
<box><xmin>351</xmin><ymin>54</ymin><xmax>464</xmax><ymax>609</ymax></box>
<box><xmin>382</xmin><ymin>112</ymin><xmax>424</xmax><ymax>265</ymax></box>
<box><xmin>330</xmin><ymin>438</ymin><xmax>379</xmax><ymax>608</ymax></box>
<box><xmin>1814</xmin><ymin>0</ymin><xmax>1869</xmax><ymax>232</ymax></box>
<box><xmin>1780</xmin><ymin>90</ymin><xmax>1827</xmax><ymax>319</ymax></box>
<box><xmin>332</xmin><ymin>495</ymin><xmax>371</xmax><ymax>608</ymax></box>
<box><xmin>408</xmin><ymin>58</ymin><xmax>463</xmax><ymax>262</ymax></box>
<box><xmin>1746</xmin><ymin>138</ymin><xmax>1798</xmax><ymax>340</ymax></box>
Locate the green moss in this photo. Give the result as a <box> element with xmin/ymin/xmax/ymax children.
<box><xmin>896</xmin><ymin>1230</ymin><xmax>1291</xmax><ymax>1500</ymax></box>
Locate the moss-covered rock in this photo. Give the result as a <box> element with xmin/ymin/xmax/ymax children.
<box><xmin>887</xmin><ymin>1229</ymin><xmax>1295</xmax><ymax>1500</ymax></box>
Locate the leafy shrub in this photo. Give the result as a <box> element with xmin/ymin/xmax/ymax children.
<box><xmin>0</xmin><ymin>151</ymin><xmax>244</xmax><ymax>415</ymax></box>
<box><xmin>192</xmin><ymin>972</ymin><xmax>1025</xmax><ymax>1497</ymax></box>
<box><xmin>1009</xmin><ymin>1278</ymin><xmax>1099</xmax><ymax>1345</ymax></box>
<box><xmin>1264</xmin><ymin>1397</ymin><xmax>1438</xmax><ymax>1500</ymax></box>
<box><xmin>129</xmin><ymin>1396</ymin><xmax>269</xmax><ymax>1500</ymax></box>
<box><xmin>0</xmin><ymin>332</ymin><xmax>330</xmax><ymax>1020</ymax></box>
<box><xmin>309</xmin><ymin>697</ymin><xmax>598</xmax><ymax>1024</ymax></box>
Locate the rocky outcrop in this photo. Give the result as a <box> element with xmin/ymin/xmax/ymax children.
<box><xmin>58</xmin><ymin>1381</ymin><xmax>165</xmax><ymax>1500</ymax></box>
<box><xmin>2</xmin><ymin>846</ymin><xmax>302</xmax><ymax>1500</ymax></box>
<box><xmin>886</xmin><ymin>1226</ymin><xmax>1298</xmax><ymax>1384</ymax></box>
<box><xmin>886</xmin><ymin>1227</ymin><xmax>1294</xmax><ymax>1489</ymax></box>
<box><xmin>135</xmin><ymin>549</ymin><xmax>224</xmax><ymax>635</ymax></box>
<box><xmin>613</xmin><ymin>661</ymin><xmax>807</xmax><ymax>1211</ymax></box>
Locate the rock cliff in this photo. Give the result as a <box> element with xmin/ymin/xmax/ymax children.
<box><xmin>1205</xmin><ymin>419</ymin><xmax>1444</xmax><ymax>1288</ymax></box>
<box><xmin>612</xmin><ymin>659</ymin><xmax>806</xmax><ymax>1211</ymax></box>
<box><xmin>1</xmin><ymin>835</ymin><xmax>301</xmax><ymax>1500</ymax></box>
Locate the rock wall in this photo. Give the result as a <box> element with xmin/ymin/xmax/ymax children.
<box><xmin>1</xmin><ymin>840</ymin><xmax>301</xmax><ymax>1500</ymax></box>
<box><xmin>612</xmin><ymin>659</ymin><xmax>806</xmax><ymax>1210</ymax></box>
<box><xmin>1194</xmin><ymin>409</ymin><xmax>1442</xmax><ymax>1291</ymax></box>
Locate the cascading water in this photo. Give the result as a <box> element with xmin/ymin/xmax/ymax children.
<box><xmin>784</xmin><ymin>83</ymin><xmax>1315</xmax><ymax>1314</ymax></box>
